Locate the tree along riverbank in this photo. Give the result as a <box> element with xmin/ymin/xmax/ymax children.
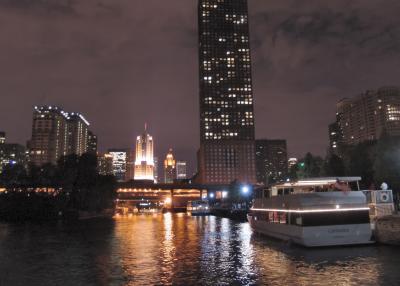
<box><xmin>0</xmin><ymin>153</ymin><xmax>117</xmax><ymax>222</ymax></box>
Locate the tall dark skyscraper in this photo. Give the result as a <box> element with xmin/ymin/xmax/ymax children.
<box><xmin>197</xmin><ymin>0</ymin><xmax>256</xmax><ymax>184</ymax></box>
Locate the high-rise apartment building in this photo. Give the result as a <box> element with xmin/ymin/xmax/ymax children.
<box><xmin>28</xmin><ymin>106</ymin><xmax>69</xmax><ymax>165</ymax></box>
<box><xmin>67</xmin><ymin>113</ymin><xmax>90</xmax><ymax>156</ymax></box>
<box><xmin>28</xmin><ymin>106</ymin><xmax>95</xmax><ymax>166</ymax></box>
<box><xmin>134</xmin><ymin>126</ymin><xmax>155</xmax><ymax>181</ymax></box>
<box><xmin>335</xmin><ymin>87</ymin><xmax>400</xmax><ymax>146</ymax></box>
<box><xmin>255</xmin><ymin>140</ymin><xmax>288</xmax><ymax>185</ymax></box>
<box><xmin>164</xmin><ymin>149</ymin><xmax>176</xmax><ymax>184</ymax></box>
<box><xmin>108</xmin><ymin>149</ymin><xmax>128</xmax><ymax>182</ymax></box>
<box><xmin>197</xmin><ymin>0</ymin><xmax>256</xmax><ymax>184</ymax></box>
<box><xmin>176</xmin><ymin>161</ymin><xmax>188</xmax><ymax>180</ymax></box>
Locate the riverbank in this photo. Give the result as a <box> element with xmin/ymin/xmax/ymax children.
<box><xmin>0</xmin><ymin>191</ymin><xmax>115</xmax><ymax>223</ymax></box>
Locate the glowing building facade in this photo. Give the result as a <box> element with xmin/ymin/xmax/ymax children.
<box><xmin>164</xmin><ymin>149</ymin><xmax>177</xmax><ymax>184</ymax></box>
<box><xmin>134</xmin><ymin>126</ymin><xmax>155</xmax><ymax>181</ymax></box>
<box><xmin>197</xmin><ymin>0</ymin><xmax>256</xmax><ymax>184</ymax></box>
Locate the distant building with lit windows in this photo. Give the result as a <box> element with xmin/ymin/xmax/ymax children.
<box><xmin>0</xmin><ymin>132</ymin><xmax>27</xmax><ymax>173</ymax></box>
<box><xmin>255</xmin><ymin>140</ymin><xmax>288</xmax><ymax>185</ymax></box>
<box><xmin>97</xmin><ymin>153</ymin><xmax>113</xmax><ymax>176</ymax></box>
<box><xmin>28</xmin><ymin>106</ymin><xmax>69</xmax><ymax>166</ymax></box>
<box><xmin>0</xmin><ymin>132</ymin><xmax>26</xmax><ymax>172</ymax></box>
<box><xmin>164</xmin><ymin>149</ymin><xmax>176</xmax><ymax>184</ymax></box>
<box><xmin>28</xmin><ymin>106</ymin><xmax>95</xmax><ymax>166</ymax></box>
<box><xmin>0</xmin><ymin>144</ymin><xmax>26</xmax><ymax>172</ymax></box>
<box><xmin>0</xmin><ymin>132</ymin><xmax>5</xmax><ymax>144</ymax></box>
<box><xmin>154</xmin><ymin>157</ymin><xmax>159</xmax><ymax>183</ymax></box>
<box><xmin>176</xmin><ymin>161</ymin><xmax>188</xmax><ymax>180</ymax></box>
<box><xmin>134</xmin><ymin>125</ymin><xmax>155</xmax><ymax>181</ymax></box>
<box><xmin>335</xmin><ymin>87</ymin><xmax>400</xmax><ymax>146</ymax></box>
<box><xmin>66</xmin><ymin>113</ymin><xmax>90</xmax><ymax>156</ymax></box>
<box><xmin>108</xmin><ymin>149</ymin><xmax>128</xmax><ymax>182</ymax></box>
<box><xmin>197</xmin><ymin>0</ymin><xmax>256</xmax><ymax>184</ymax></box>
<box><xmin>87</xmin><ymin>131</ymin><xmax>98</xmax><ymax>154</ymax></box>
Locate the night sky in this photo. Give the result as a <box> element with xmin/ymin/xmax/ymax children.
<box><xmin>1</xmin><ymin>0</ymin><xmax>400</xmax><ymax>175</ymax></box>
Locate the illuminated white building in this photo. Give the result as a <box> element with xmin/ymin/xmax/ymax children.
<box><xmin>134</xmin><ymin>125</ymin><xmax>155</xmax><ymax>181</ymax></box>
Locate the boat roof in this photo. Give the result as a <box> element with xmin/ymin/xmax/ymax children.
<box><xmin>274</xmin><ymin>177</ymin><xmax>361</xmax><ymax>188</ymax></box>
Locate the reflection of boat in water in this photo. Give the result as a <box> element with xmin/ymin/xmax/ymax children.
<box><xmin>248</xmin><ymin>177</ymin><xmax>374</xmax><ymax>247</ymax></box>
<box><xmin>137</xmin><ymin>201</ymin><xmax>163</xmax><ymax>214</ymax></box>
<box><xmin>187</xmin><ymin>200</ymin><xmax>210</xmax><ymax>216</ymax></box>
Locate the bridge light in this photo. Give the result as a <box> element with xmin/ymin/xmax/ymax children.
<box><xmin>165</xmin><ymin>197</ymin><xmax>172</xmax><ymax>205</ymax></box>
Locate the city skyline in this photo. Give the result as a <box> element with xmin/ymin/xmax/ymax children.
<box><xmin>1</xmin><ymin>0</ymin><xmax>400</xmax><ymax>175</ymax></box>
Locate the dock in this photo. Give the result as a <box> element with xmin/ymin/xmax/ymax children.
<box><xmin>375</xmin><ymin>215</ymin><xmax>400</xmax><ymax>246</ymax></box>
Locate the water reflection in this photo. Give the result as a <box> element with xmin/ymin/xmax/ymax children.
<box><xmin>0</xmin><ymin>216</ymin><xmax>399</xmax><ymax>285</ymax></box>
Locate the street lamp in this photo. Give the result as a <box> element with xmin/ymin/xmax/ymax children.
<box><xmin>241</xmin><ymin>185</ymin><xmax>250</xmax><ymax>195</ymax></box>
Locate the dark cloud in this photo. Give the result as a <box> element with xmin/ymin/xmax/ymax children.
<box><xmin>0</xmin><ymin>0</ymin><xmax>76</xmax><ymax>14</ymax></box>
<box><xmin>0</xmin><ymin>0</ymin><xmax>399</xmax><ymax>174</ymax></box>
<box><xmin>249</xmin><ymin>0</ymin><xmax>400</xmax><ymax>158</ymax></box>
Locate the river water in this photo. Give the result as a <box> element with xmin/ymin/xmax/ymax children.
<box><xmin>0</xmin><ymin>213</ymin><xmax>399</xmax><ymax>286</ymax></box>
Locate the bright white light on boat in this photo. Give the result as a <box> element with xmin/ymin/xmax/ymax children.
<box><xmin>242</xmin><ymin>186</ymin><xmax>250</xmax><ymax>194</ymax></box>
<box><xmin>222</xmin><ymin>191</ymin><xmax>228</xmax><ymax>198</ymax></box>
<box><xmin>250</xmin><ymin>207</ymin><xmax>369</xmax><ymax>213</ymax></box>
<box><xmin>209</xmin><ymin>193</ymin><xmax>215</xmax><ymax>198</ymax></box>
<box><xmin>336</xmin><ymin>204</ymin><xmax>340</xmax><ymax>209</ymax></box>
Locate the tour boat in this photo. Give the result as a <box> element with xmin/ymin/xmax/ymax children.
<box><xmin>187</xmin><ymin>200</ymin><xmax>211</xmax><ymax>216</ymax></box>
<box><xmin>248</xmin><ymin>177</ymin><xmax>374</xmax><ymax>247</ymax></box>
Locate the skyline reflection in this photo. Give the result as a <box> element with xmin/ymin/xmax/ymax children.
<box><xmin>0</xmin><ymin>215</ymin><xmax>399</xmax><ymax>285</ymax></box>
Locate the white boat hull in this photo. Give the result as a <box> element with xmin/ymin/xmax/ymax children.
<box><xmin>248</xmin><ymin>216</ymin><xmax>374</xmax><ymax>247</ymax></box>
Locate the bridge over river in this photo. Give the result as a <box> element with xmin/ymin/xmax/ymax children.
<box><xmin>116</xmin><ymin>181</ymin><xmax>229</xmax><ymax>213</ymax></box>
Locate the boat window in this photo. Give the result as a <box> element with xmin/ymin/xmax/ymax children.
<box><xmin>279</xmin><ymin>212</ymin><xmax>287</xmax><ymax>224</ymax></box>
<box><xmin>277</xmin><ymin>189</ymin><xmax>284</xmax><ymax>196</ymax></box>
<box><xmin>283</xmin><ymin>188</ymin><xmax>292</xmax><ymax>195</ymax></box>
<box><xmin>300</xmin><ymin>210</ymin><xmax>370</xmax><ymax>227</ymax></box>
<box><xmin>289</xmin><ymin>213</ymin><xmax>302</xmax><ymax>226</ymax></box>
<box><xmin>264</xmin><ymin>189</ymin><xmax>271</xmax><ymax>198</ymax></box>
